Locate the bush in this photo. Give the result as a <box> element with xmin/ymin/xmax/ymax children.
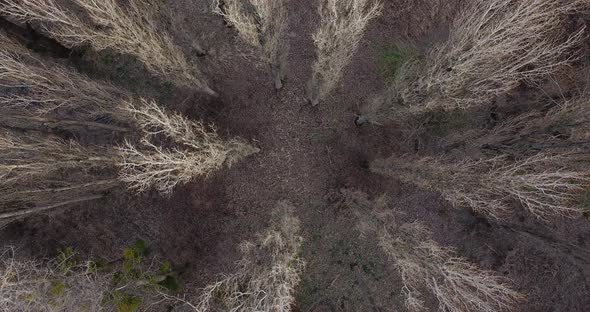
<box><xmin>0</xmin><ymin>243</ymin><xmax>184</xmax><ymax>312</ymax></box>
<box><xmin>376</xmin><ymin>46</ymin><xmax>416</xmax><ymax>83</ymax></box>
<box><xmin>0</xmin><ymin>246</ymin><xmax>110</xmax><ymax>311</ymax></box>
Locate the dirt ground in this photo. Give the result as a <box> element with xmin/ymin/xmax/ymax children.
<box><xmin>1</xmin><ymin>0</ymin><xmax>590</xmax><ymax>311</ymax></box>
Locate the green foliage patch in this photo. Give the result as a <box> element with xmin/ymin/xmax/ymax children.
<box><xmin>113</xmin><ymin>291</ymin><xmax>142</xmax><ymax>312</ymax></box>
<box><xmin>377</xmin><ymin>46</ymin><xmax>415</xmax><ymax>82</ymax></box>
<box><xmin>48</xmin><ymin>280</ymin><xmax>66</xmax><ymax>296</ymax></box>
<box><xmin>578</xmin><ymin>190</ymin><xmax>590</xmax><ymax>216</ymax></box>
<box><xmin>57</xmin><ymin>247</ymin><xmax>75</xmax><ymax>275</ymax></box>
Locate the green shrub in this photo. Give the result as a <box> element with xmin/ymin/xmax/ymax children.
<box><xmin>578</xmin><ymin>190</ymin><xmax>590</xmax><ymax>216</ymax></box>
<box><xmin>57</xmin><ymin>247</ymin><xmax>75</xmax><ymax>275</ymax></box>
<box><xmin>113</xmin><ymin>291</ymin><xmax>142</xmax><ymax>312</ymax></box>
<box><xmin>377</xmin><ymin>47</ymin><xmax>414</xmax><ymax>82</ymax></box>
<box><xmin>48</xmin><ymin>280</ymin><xmax>66</xmax><ymax>296</ymax></box>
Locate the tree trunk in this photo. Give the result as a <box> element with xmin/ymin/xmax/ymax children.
<box><xmin>0</xmin><ymin>195</ymin><xmax>104</xmax><ymax>220</ymax></box>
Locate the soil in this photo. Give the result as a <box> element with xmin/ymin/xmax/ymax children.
<box><xmin>1</xmin><ymin>0</ymin><xmax>590</xmax><ymax>311</ymax></box>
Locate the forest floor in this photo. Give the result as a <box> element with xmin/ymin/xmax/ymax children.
<box><xmin>2</xmin><ymin>0</ymin><xmax>590</xmax><ymax>311</ymax></box>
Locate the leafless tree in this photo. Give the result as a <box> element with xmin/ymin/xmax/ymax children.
<box><xmin>0</xmin><ymin>131</ymin><xmax>119</xmax><ymax>222</ymax></box>
<box><xmin>363</xmin><ymin>0</ymin><xmax>587</xmax><ymax>121</ymax></box>
<box><xmin>372</xmin><ymin>153</ymin><xmax>590</xmax><ymax>220</ymax></box>
<box><xmin>195</xmin><ymin>201</ymin><xmax>305</xmax><ymax>312</ymax></box>
<box><xmin>469</xmin><ymin>98</ymin><xmax>590</xmax><ymax>155</ymax></box>
<box><xmin>308</xmin><ymin>0</ymin><xmax>382</xmax><ymax>105</ymax></box>
<box><xmin>0</xmin><ymin>32</ymin><xmax>128</xmax><ymax>125</ymax></box>
<box><xmin>118</xmin><ymin>99</ymin><xmax>260</xmax><ymax>195</ymax></box>
<box><xmin>0</xmin><ymin>0</ymin><xmax>215</xmax><ymax>94</ymax></box>
<box><xmin>213</xmin><ymin>0</ymin><xmax>289</xmax><ymax>89</ymax></box>
<box><xmin>345</xmin><ymin>190</ymin><xmax>524</xmax><ymax>312</ymax></box>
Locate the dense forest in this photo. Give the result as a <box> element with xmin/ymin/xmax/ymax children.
<box><xmin>1</xmin><ymin>0</ymin><xmax>590</xmax><ymax>311</ymax></box>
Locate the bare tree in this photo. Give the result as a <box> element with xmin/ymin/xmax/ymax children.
<box><xmin>0</xmin><ymin>131</ymin><xmax>119</xmax><ymax>222</ymax></box>
<box><xmin>195</xmin><ymin>201</ymin><xmax>305</xmax><ymax>312</ymax></box>
<box><xmin>0</xmin><ymin>32</ymin><xmax>127</xmax><ymax>122</ymax></box>
<box><xmin>345</xmin><ymin>190</ymin><xmax>524</xmax><ymax>312</ymax></box>
<box><xmin>1</xmin><ymin>36</ymin><xmax>259</xmax><ymax>200</ymax></box>
<box><xmin>358</xmin><ymin>0</ymin><xmax>588</xmax><ymax>123</ymax></box>
<box><xmin>0</xmin><ymin>36</ymin><xmax>123</xmax><ymax>207</ymax></box>
<box><xmin>213</xmin><ymin>0</ymin><xmax>289</xmax><ymax>89</ymax></box>
<box><xmin>469</xmin><ymin>98</ymin><xmax>590</xmax><ymax>155</ymax></box>
<box><xmin>118</xmin><ymin>99</ymin><xmax>260</xmax><ymax>195</ymax></box>
<box><xmin>372</xmin><ymin>153</ymin><xmax>590</xmax><ymax>220</ymax></box>
<box><xmin>0</xmin><ymin>0</ymin><xmax>215</xmax><ymax>94</ymax></box>
<box><xmin>396</xmin><ymin>0</ymin><xmax>586</xmax><ymax>113</ymax></box>
<box><xmin>0</xmin><ymin>111</ymin><xmax>258</xmax><ymax>221</ymax></box>
<box><xmin>379</xmin><ymin>222</ymin><xmax>523</xmax><ymax>312</ymax></box>
<box><xmin>0</xmin><ymin>132</ymin><xmax>112</xmax><ymax>184</ymax></box>
<box><xmin>0</xmin><ymin>34</ymin><xmax>259</xmax><ymax>219</ymax></box>
<box><xmin>308</xmin><ymin>0</ymin><xmax>382</xmax><ymax>105</ymax></box>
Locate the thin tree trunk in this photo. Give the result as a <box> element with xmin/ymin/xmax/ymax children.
<box><xmin>4</xmin><ymin>180</ymin><xmax>118</xmax><ymax>196</ymax></box>
<box><xmin>0</xmin><ymin>115</ymin><xmax>129</xmax><ymax>132</ymax></box>
<box><xmin>0</xmin><ymin>195</ymin><xmax>104</xmax><ymax>220</ymax></box>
